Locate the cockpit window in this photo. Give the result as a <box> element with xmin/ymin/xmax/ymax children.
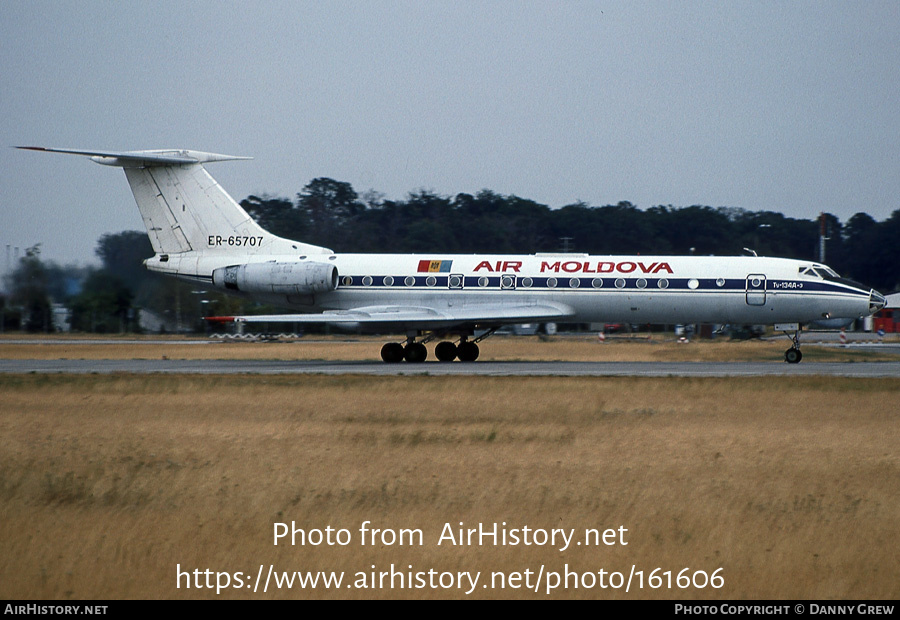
<box><xmin>799</xmin><ymin>265</ymin><xmax>841</xmax><ymax>280</ymax></box>
<box><xmin>800</xmin><ymin>266</ymin><xmax>842</xmax><ymax>280</ymax></box>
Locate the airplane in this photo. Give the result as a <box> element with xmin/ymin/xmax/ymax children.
<box><xmin>18</xmin><ymin>147</ymin><xmax>886</xmax><ymax>364</ymax></box>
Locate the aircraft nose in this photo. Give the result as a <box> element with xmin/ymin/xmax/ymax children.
<box><xmin>869</xmin><ymin>289</ymin><xmax>886</xmax><ymax>314</ymax></box>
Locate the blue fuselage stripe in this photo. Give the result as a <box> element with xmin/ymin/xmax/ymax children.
<box><xmin>334</xmin><ymin>276</ymin><xmax>868</xmax><ymax>297</ymax></box>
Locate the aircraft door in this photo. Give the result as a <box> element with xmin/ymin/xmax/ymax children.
<box><xmin>745</xmin><ymin>274</ymin><xmax>766</xmax><ymax>306</ymax></box>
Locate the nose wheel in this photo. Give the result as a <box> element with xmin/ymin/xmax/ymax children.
<box><xmin>783</xmin><ymin>329</ymin><xmax>803</xmax><ymax>364</ymax></box>
<box><xmin>784</xmin><ymin>347</ymin><xmax>803</xmax><ymax>364</ymax></box>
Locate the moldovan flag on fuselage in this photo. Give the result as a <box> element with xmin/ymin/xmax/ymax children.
<box><xmin>417</xmin><ymin>260</ymin><xmax>453</xmax><ymax>273</ymax></box>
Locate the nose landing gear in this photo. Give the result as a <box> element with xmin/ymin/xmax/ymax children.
<box><xmin>783</xmin><ymin>329</ymin><xmax>803</xmax><ymax>364</ymax></box>
<box><xmin>784</xmin><ymin>347</ymin><xmax>802</xmax><ymax>364</ymax></box>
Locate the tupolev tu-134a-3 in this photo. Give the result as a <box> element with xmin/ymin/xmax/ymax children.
<box><xmin>18</xmin><ymin>147</ymin><xmax>885</xmax><ymax>364</ymax></box>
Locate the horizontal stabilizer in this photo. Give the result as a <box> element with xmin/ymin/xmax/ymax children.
<box><xmin>16</xmin><ymin>146</ymin><xmax>251</xmax><ymax>167</ymax></box>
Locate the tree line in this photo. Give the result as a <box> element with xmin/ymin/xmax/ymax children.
<box><xmin>244</xmin><ymin>178</ymin><xmax>899</xmax><ymax>292</ymax></box>
<box><xmin>3</xmin><ymin>177</ymin><xmax>898</xmax><ymax>332</ymax></box>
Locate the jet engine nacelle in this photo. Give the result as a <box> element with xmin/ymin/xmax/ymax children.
<box><xmin>212</xmin><ymin>261</ymin><xmax>338</xmax><ymax>295</ymax></box>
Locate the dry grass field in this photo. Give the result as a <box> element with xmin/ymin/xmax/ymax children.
<box><xmin>0</xmin><ymin>367</ymin><xmax>898</xmax><ymax>599</ymax></box>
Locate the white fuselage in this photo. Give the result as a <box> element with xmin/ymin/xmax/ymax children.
<box><xmin>148</xmin><ymin>252</ymin><xmax>878</xmax><ymax>328</ymax></box>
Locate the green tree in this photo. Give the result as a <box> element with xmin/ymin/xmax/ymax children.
<box><xmin>69</xmin><ymin>270</ymin><xmax>135</xmax><ymax>333</ymax></box>
<box><xmin>95</xmin><ymin>231</ymin><xmax>154</xmax><ymax>293</ymax></box>
<box><xmin>4</xmin><ymin>244</ymin><xmax>53</xmax><ymax>332</ymax></box>
<box><xmin>241</xmin><ymin>195</ymin><xmax>308</xmax><ymax>241</ymax></box>
<box><xmin>296</xmin><ymin>178</ymin><xmax>364</xmax><ymax>249</ymax></box>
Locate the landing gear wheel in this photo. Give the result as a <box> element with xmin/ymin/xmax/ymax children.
<box><xmin>404</xmin><ymin>342</ymin><xmax>428</xmax><ymax>363</ymax></box>
<box><xmin>435</xmin><ymin>341</ymin><xmax>458</xmax><ymax>362</ymax></box>
<box><xmin>381</xmin><ymin>342</ymin><xmax>404</xmax><ymax>363</ymax></box>
<box><xmin>782</xmin><ymin>328</ymin><xmax>804</xmax><ymax>364</ymax></box>
<box><xmin>784</xmin><ymin>348</ymin><xmax>802</xmax><ymax>364</ymax></box>
<box><xmin>457</xmin><ymin>341</ymin><xmax>479</xmax><ymax>362</ymax></box>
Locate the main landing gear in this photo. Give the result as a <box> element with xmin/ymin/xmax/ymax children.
<box><xmin>783</xmin><ymin>329</ymin><xmax>803</xmax><ymax>364</ymax></box>
<box><xmin>380</xmin><ymin>330</ymin><xmax>496</xmax><ymax>363</ymax></box>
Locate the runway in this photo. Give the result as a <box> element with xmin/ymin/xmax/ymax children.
<box><xmin>1</xmin><ymin>358</ymin><xmax>898</xmax><ymax>377</ymax></box>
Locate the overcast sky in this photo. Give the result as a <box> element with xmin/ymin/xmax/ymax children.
<box><xmin>2</xmin><ymin>1</ymin><xmax>899</xmax><ymax>266</ymax></box>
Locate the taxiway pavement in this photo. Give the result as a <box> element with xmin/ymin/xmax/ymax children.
<box><xmin>0</xmin><ymin>358</ymin><xmax>898</xmax><ymax>377</ymax></box>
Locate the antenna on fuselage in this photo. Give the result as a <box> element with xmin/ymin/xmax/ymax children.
<box><xmin>742</xmin><ymin>248</ymin><xmax>758</xmax><ymax>257</ymax></box>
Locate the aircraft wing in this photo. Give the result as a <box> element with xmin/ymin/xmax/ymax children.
<box><xmin>207</xmin><ymin>302</ymin><xmax>574</xmax><ymax>329</ymax></box>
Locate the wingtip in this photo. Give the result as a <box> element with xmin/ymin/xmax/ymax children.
<box><xmin>204</xmin><ymin>316</ymin><xmax>237</xmax><ymax>324</ymax></box>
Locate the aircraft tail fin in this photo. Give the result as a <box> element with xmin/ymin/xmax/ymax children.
<box><xmin>16</xmin><ymin>147</ymin><xmax>331</xmax><ymax>257</ymax></box>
